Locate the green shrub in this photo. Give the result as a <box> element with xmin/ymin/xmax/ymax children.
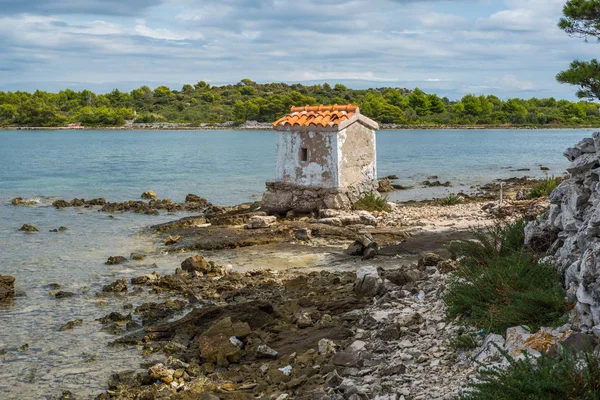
<box><xmin>463</xmin><ymin>350</ymin><xmax>600</xmax><ymax>400</ymax></box>
<box><xmin>450</xmin><ymin>333</ymin><xmax>479</xmax><ymax>351</ymax></box>
<box><xmin>448</xmin><ymin>219</ymin><xmax>528</xmax><ymax>265</ymax></box>
<box><xmin>528</xmin><ymin>176</ymin><xmax>564</xmax><ymax>199</ymax></box>
<box><xmin>444</xmin><ymin>220</ymin><xmax>567</xmax><ymax>334</ymax></box>
<box><xmin>353</xmin><ymin>192</ymin><xmax>392</xmax><ymax>212</ymax></box>
<box><xmin>438</xmin><ymin>193</ymin><xmax>464</xmax><ymax>206</ymax></box>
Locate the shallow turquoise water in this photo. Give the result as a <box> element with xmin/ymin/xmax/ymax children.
<box><xmin>0</xmin><ymin>128</ymin><xmax>595</xmax><ymax>398</ymax></box>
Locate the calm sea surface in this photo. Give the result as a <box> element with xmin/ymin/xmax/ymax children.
<box><xmin>0</xmin><ymin>128</ymin><xmax>595</xmax><ymax>398</ymax></box>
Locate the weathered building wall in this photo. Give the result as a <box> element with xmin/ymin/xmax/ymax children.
<box><xmin>275</xmin><ymin>130</ymin><xmax>339</xmax><ymax>188</ymax></box>
<box><xmin>337</xmin><ymin>124</ymin><xmax>377</xmax><ymax>189</ymax></box>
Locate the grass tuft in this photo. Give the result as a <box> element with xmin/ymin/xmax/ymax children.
<box><xmin>438</xmin><ymin>193</ymin><xmax>464</xmax><ymax>206</ymax></box>
<box><xmin>354</xmin><ymin>192</ymin><xmax>392</xmax><ymax>212</ymax></box>
<box><xmin>528</xmin><ymin>176</ymin><xmax>564</xmax><ymax>199</ymax></box>
<box><xmin>444</xmin><ymin>219</ymin><xmax>567</xmax><ymax>334</ymax></box>
<box><xmin>462</xmin><ymin>350</ymin><xmax>600</xmax><ymax>400</ymax></box>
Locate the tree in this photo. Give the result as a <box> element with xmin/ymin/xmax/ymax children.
<box><xmin>407</xmin><ymin>88</ymin><xmax>430</xmax><ymax>116</ymax></box>
<box><xmin>557</xmin><ymin>0</ymin><xmax>600</xmax><ymax>99</ymax></box>
<box><xmin>427</xmin><ymin>94</ymin><xmax>446</xmax><ymax>114</ymax></box>
<box><xmin>557</xmin><ymin>59</ymin><xmax>600</xmax><ymax>99</ymax></box>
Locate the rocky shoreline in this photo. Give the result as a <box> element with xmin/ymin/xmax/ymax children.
<box><xmin>87</xmin><ymin>188</ymin><xmax>556</xmax><ymax>400</ymax></box>
<box><xmin>3</xmin><ymin>173</ymin><xmax>572</xmax><ymax>399</ymax></box>
<box><xmin>32</xmin><ymin>184</ymin><xmax>535</xmax><ymax>399</ymax></box>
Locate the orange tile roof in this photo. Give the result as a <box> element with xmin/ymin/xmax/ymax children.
<box><xmin>273</xmin><ymin>104</ymin><xmax>359</xmax><ymax>128</ymax></box>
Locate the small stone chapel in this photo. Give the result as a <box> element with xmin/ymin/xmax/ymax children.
<box><xmin>263</xmin><ymin>104</ymin><xmax>379</xmax><ymax>214</ymax></box>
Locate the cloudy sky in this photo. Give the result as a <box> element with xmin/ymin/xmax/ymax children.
<box><xmin>0</xmin><ymin>0</ymin><xmax>597</xmax><ymax>99</ymax></box>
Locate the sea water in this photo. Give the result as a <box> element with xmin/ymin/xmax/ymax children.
<box><xmin>0</xmin><ymin>128</ymin><xmax>594</xmax><ymax>398</ymax></box>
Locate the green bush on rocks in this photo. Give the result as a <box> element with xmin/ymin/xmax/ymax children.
<box><xmin>444</xmin><ymin>219</ymin><xmax>567</xmax><ymax>334</ymax></box>
<box><xmin>462</xmin><ymin>349</ymin><xmax>600</xmax><ymax>400</ymax></box>
<box><xmin>353</xmin><ymin>192</ymin><xmax>392</xmax><ymax>212</ymax></box>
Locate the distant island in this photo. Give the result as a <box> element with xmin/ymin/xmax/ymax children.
<box><xmin>1</xmin><ymin>79</ymin><xmax>600</xmax><ymax>129</ymax></box>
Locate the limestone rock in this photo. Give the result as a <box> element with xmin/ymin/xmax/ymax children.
<box><xmin>246</xmin><ymin>215</ymin><xmax>276</xmax><ymax>229</ymax></box>
<box><xmin>346</xmin><ymin>241</ymin><xmax>365</xmax><ymax>256</ymax></box>
<box><xmin>102</xmin><ymin>278</ymin><xmax>128</xmax><ymax>293</ymax></box>
<box><xmin>354</xmin><ymin>266</ymin><xmax>385</xmax><ymax>297</ymax></box>
<box><xmin>197</xmin><ymin>317</ymin><xmax>250</xmax><ymax>366</ymax></box>
<box><xmin>181</xmin><ymin>255</ymin><xmax>226</xmax><ymax>276</ymax></box>
<box><xmin>576</xmin><ymin>138</ymin><xmax>596</xmax><ymax>154</ymax></box>
<box><xmin>256</xmin><ymin>344</ymin><xmax>278</xmax><ymax>358</ymax></box>
<box><xmin>181</xmin><ymin>255</ymin><xmax>210</xmax><ymax>273</ymax></box>
<box><xmin>149</xmin><ymin>363</ymin><xmax>174</xmax><ymax>384</ymax></box>
<box><xmin>198</xmin><ymin>335</ymin><xmax>243</xmax><ymax>367</ymax></box>
<box><xmin>475</xmin><ymin>333</ymin><xmax>505</xmax><ymax>363</ymax></box>
<box><xmin>564</xmin><ymin>147</ymin><xmax>583</xmax><ymax>162</ymax></box>
<box><xmin>417</xmin><ymin>253</ymin><xmax>443</xmax><ymax>269</ymax></box>
<box><xmin>396</xmin><ymin>312</ymin><xmax>424</xmax><ymax>328</ymax></box>
<box><xmin>529</xmin><ymin>134</ymin><xmax>600</xmax><ymax>327</ymax></box>
<box><xmin>567</xmin><ymin>153</ymin><xmax>599</xmax><ymax>175</ymax></box>
<box><xmin>318</xmin><ymin>339</ymin><xmax>337</xmax><ymax>355</ymax></box>
<box><xmin>141</xmin><ymin>191</ymin><xmax>157</xmax><ymax>200</ymax></box>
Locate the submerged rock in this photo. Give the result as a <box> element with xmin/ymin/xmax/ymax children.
<box><xmin>49</xmin><ymin>226</ymin><xmax>68</xmax><ymax>233</ymax></box>
<box><xmin>378</xmin><ymin>179</ymin><xmax>394</xmax><ymax>193</ymax></box>
<box><xmin>141</xmin><ymin>191</ymin><xmax>157</xmax><ymax>200</ymax></box>
<box><xmin>0</xmin><ymin>276</ymin><xmax>15</xmax><ymax>301</ymax></box>
<box><xmin>19</xmin><ymin>224</ymin><xmax>38</xmax><ymax>232</ymax></box>
<box><xmin>59</xmin><ymin>319</ymin><xmax>83</xmax><ymax>331</ymax></box>
<box><xmin>54</xmin><ymin>291</ymin><xmax>76</xmax><ymax>299</ymax></box>
<box><xmin>11</xmin><ymin>197</ymin><xmax>36</xmax><ymax>206</ymax></box>
<box><xmin>130</xmin><ymin>253</ymin><xmax>146</xmax><ymax>260</ymax></box>
<box><xmin>105</xmin><ymin>256</ymin><xmax>128</xmax><ymax>265</ymax></box>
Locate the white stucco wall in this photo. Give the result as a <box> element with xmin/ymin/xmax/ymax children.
<box><xmin>336</xmin><ymin>124</ymin><xmax>377</xmax><ymax>188</ymax></box>
<box><xmin>275</xmin><ymin>130</ymin><xmax>339</xmax><ymax>188</ymax></box>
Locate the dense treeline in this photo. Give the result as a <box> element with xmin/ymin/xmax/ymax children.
<box><xmin>1</xmin><ymin>78</ymin><xmax>600</xmax><ymax>127</ymax></box>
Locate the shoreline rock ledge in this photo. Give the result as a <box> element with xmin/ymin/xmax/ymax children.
<box><xmin>526</xmin><ymin>133</ymin><xmax>600</xmax><ymax>330</ymax></box>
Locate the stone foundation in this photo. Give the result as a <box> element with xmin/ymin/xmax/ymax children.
<box><xmin>262</xmin><ymin>181</ymin><xmax>378</xmax><ymax>215</ymax></box>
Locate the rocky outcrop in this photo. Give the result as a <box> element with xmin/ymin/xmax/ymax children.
<box><xmin>526</xmin><ymin>133</ymin><xmax>600</xmax><ymax>330</ymax></box>
<box><xmin>0</xmin><ymin>276</ymin><xmax>15</xmax><ymax>301</ymax></box>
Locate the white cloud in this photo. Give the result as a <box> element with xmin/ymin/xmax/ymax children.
<box><xmin>420</xmin><ymin>12</ymin><xmax>466</xmax><ymax>29</ymax></box>
<box><xmin>0</xmin><ymin>0</ymin><xmax>596</xmax><ymax>100</ymax></box>
<box><xmin>497</xmin><ymin>74</ymin><xmax>535</xmax><ymax>90</ymax></box>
